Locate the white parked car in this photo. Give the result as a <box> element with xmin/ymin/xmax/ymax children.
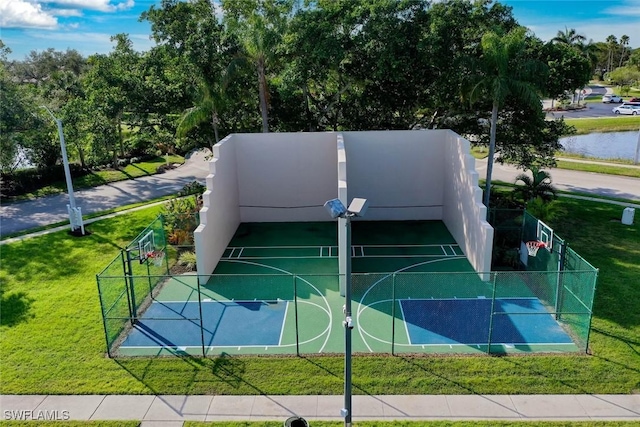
<box><xmin>612</xmin><ymin>104</ymin><xmax>640</xmax><ymax>115</ymax></box>
<box><xmin>602</xmin><ymin>94</ymin><xmax>623</xmax><ymax>103</ymax></box>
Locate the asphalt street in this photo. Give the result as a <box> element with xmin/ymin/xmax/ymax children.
<box><xmin>0</xmin><ymin>149</ymin><xmax>211</xmax><ymax>237</ymax></box>
<box><xmin>1</xmin><ymin>147</ymin><xmax>639</xmax><ymax>238</ymax></box>
<box><xmin>475</xmin><ymin>158</ymin><xmax>640</xmax><ymax>201</ymax></box>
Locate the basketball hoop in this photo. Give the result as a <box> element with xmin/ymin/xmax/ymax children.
<box><xmin>146</xmin><ymin>250</ymin><xmax>166</xmax><ymax>267</ymax></box>
<box><xmin>526</xmin><ymin>241</ymin><xmax>546</xmax><ymax>257</ymax></box>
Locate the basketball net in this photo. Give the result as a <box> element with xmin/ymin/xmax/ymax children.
<box><xmin>526</xmin><ymin>241</ymin><xmax>546</xmax><ymax>257</ymax></box>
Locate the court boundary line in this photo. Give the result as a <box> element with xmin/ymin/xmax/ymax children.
<box><xmin>221</xmin><ymin>244</ymin><xmax>463</xmax><ymax>260</ymax></box>
<box><xmin>222</xmin><ymin>259</ymin><xmax>333</xmax><ymax>353</ymax></box>
<box><xmin>120</xmin><ymin>299</ymin><xmax>330</xmax><ymax>351</ymax></box>
<box><xmin>355</xmin><ymin>256</ymin><xmax>466</xmax><ymax>352</ymax></box>
<box><xmin>357</xmin><ymin>296</ymin><xmax>576</xmax><ymax>350</ymax></box>
<box><xmin>398</xmin><ymin>299</ymin><xmax>412</xmax><ymax>345</ymax></box>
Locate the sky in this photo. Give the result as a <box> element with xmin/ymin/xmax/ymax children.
<box><xmin>1</xmin><ymin>0</ymin><xmax>639</xmax><ymax>61</ymax></box>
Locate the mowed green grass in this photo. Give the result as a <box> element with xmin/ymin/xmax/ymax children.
<box><xmin>0</xmin><ymin>200</ymin><xmax>639</xmax><ymax>395</ymax></box>
<box><xmin>24</xmin><ymin>155</ymin><xmax>184</xmax><ymax>199</ymax></box>
<box><xmin>563</xmin><ymin>116</ymin><xmax>640</xmax><ymax>135</ymax></box>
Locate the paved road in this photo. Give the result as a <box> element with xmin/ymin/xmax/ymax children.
<box><xmin>545</xmin><ymin>84</ymin><xmax>634</xmax><ymax>119</ymax></box>
<box><xmin>0</xmin><ymin>149</ymin><xmax>211</xmax><ymax>237</ymax></box>
<box><xmin>2</xmin><ymin>149</ymin><xmax>639</xmax><ymax>237</ymax></box>
<box><xmin>475</xmin><ymin>158</ymin><xmax>640</xmax><ymax>201</ymax></box>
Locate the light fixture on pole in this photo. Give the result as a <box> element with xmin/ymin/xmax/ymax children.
<box><xmin>41</xmin><ymin>106</ymin><xmax>84</xmax><ymax>235</ymax></box>
<box><xmin>324</xmin><ymin>197</ymin><xmax>369</xmax><ymax>427</ymax></box>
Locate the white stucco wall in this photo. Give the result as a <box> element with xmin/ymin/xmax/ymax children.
<box><xmin>195</xmin><ymin>130</ymin><xmax>492</xmax><ymax>279</ymax></box>
<box><xmin>337</xmin><ymin>134</ymin><xmax>348</xmax><ymax>296</ymax></box>
<box><xmin>194</xmin><ymin>136</ymin><xmax>241</xmax><ymax>283</ymax></box>
<box><xmin>233</xmin><ymin>132</ymin><xmax>338</xmax><ymax>222</ymax></box>
<box><xmin>343</xmin><ymin>130</ymin><xmax>445</xmax><ymax>221</ymax></box>
<box><xmin>441</xmin><ymin>131</ymin><xmax>494</xmax><ymax>275</ymax></box>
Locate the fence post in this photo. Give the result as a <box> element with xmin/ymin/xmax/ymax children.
<box><xmin>96</xmin><ymin>274</ymin><xmax>112</xmax><ymax>357</ymax></box>
<box><xmin>391</xmin><ymin>273</ymin><xmax>396</xmax><ymax>356</ymax></box>
<box><xmin>487</xmin><ymin>272</ymin><xmax>497</xmax><ymax>355</ymax></box>
<box><xmin>554</xmin><ymin>240</ymin><xmax>567</xmax><ymax>320</ymax></box>
<box><xmin>294</xmin><ymin>275</ymin><xmax>300</xmax><ymax>356</ymax></box>
<box><xmin>197</xmin><ymin>274</ymin><xmax>206</xmax><ymax>357</ymax></box>
<box><xmin>121</xmin><ymin>250</ymin><xmax>135</xmax><ymax>324</ymax></box>
<box><xmin>583</xmin><ymin>269</ymin><xmax>599</xmax><ymax>353</ymax></box>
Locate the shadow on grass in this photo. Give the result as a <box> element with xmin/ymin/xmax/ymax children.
<box><xmin>129</xmin><ymin>163</ymin><xmax>153</xmax><ymax>176</ymax></box>
<box><xmin>114</xmin><ymin>352</ymin><xmax>261</xmax><ymax>395</ymax></box>
<box><xmin>0</xmin><ymin>290</ymin><xmax>34</xmax><ymax>327</ymax></box>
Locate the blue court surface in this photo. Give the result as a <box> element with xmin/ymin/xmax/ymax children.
<box><xmin>400</xmin><ymin>298</ymin><xmax>573</xmax><ymax>346</ymax></box>
<box><xmin>121</xmin><ymin>300</ymin><xmax>288</xmax><ymax>349</ymax></box>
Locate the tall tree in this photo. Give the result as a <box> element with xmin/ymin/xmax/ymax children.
<box><xmin>468</xmin><ymin>26</ymin><xmax>545</xmax><ymax>209</ymax></box>
<box><xmin>619</xmin><ymin>35</ymin><xmax>630</xmax><ymax>67</ymax></box>
<box><xmin>606</xmin><ymin>34</ymin><xmax>618</xmax><ymax>72</ymax></box>
<box><xmin>222</xmin><ymin>0</ymin><xmax>293</xmax><ymax>133</ymax></box>
<box><xmin>552</xmin><ymin>27</ymin><xmax>586</xmax><ymax>46</ymax></box>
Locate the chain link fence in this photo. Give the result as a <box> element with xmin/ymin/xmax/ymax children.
<box><xmin>97</xmin><ymin>212</ymin><xmax>597</xmax><ymax>357</ymax></box>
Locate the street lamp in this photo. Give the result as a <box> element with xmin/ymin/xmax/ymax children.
<box><xmin>324</xmin><ymin>197</ymin><xmax>369</xmax><ymax>427</ymax></box>
<box><xmin>41</xmin><ymin>106</ymin><xmax>84</xmax><ymax>235</ymax></box>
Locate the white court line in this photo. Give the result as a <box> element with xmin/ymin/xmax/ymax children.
<box><xmin>278</xmin><ymin>301</ymin><xmax>289</xmax><ymax>346</ymax></box>
<box><xmin>320</xmin><ymin>247</ymin><xmax>323</xmax><ymax>257</ymax></box>
<box><xmin>440</xmin><ymin>245</ymin><xmax>447</xmax><ymax>256</ymax></box>
<box><xmin>356</xmin><ymin>257</ymin><xmax>467</xmax><ymax>352</ymax></box>
<box><xmin>228</xmin><ymin>248</ymin><xmax>236</xmax><ymax>258</ymax></box>
<box><xmin>360</xmin><ymin>246</ymin><xmax>365</xmax><ymax>257</ymax></box>
<box><xmin>237</xmin><ymin>247</ymin><xmax>244</xmax><ymax>258</ymax></box>
<box><xmin>222</xmin><ymin>259</ymin><xmax>333</xmax><ymax>353</ymax></box>
<box><xmin>398</xmin><ymin>300</ymin><xmax>412</xmax><ymax>345</ymax></box>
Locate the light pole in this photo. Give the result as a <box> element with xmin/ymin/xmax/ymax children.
<box><xmin>41</xmin><ymin>106</ymin><xmax>84</xmax><ymax>234</ymax></box>
<box><xmin>324</xmin><ymin>197</ymin><xmax>369</xmax><ymax>427</ymax></box>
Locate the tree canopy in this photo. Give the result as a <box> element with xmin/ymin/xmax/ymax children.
<box><xmin>2</xmin><ymin>0</ymin><xmax>635</xmax><ymax>195</ymax></box>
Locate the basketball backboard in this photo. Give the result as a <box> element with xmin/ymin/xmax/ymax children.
<box><xmin>537</xmin><ymin>220</ymin><xmax>554</xmax><ymax>252</ymax></box>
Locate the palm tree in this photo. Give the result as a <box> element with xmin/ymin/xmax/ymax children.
<box><xmin>469</xmin><ymin>27</ymin><xmax>544</xmax><ymax>210</ymax></box>
<box><xmin>619</xmin><ymin>35</ymin><xmax>630</xmax><ymax>67</ymax></box>
<box><xmin>176</xmin><ymin>80</ymin><xmax>227</xmax><ymax>148</ymax></box>
<box><xmin>606</xmin><ymin>35</ymin><xmax>618</xmax><ymax>72</ymax></box>
<box><xmin>514</xmin><ymin>166</ymin><xmax>557</xmax><ymax>202</ymax></box>
<box><xmin>552</xmin><ymin>27</ymin><xmax>586</xmax><ymax>46</ymax></box>
<box><xmin>223</xmin><ymin>1</ymin><xmax>291</xmax><ymax>133</ymax></box>
<box><xmin>229</xmin><ymin>27</ymin><xmax>272</xmax><ymax>133</ymax></box>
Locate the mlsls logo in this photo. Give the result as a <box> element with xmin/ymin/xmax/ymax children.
<box><xmin>4</xmin><ymin>409</ymin><xmax>70</xmax><ymax>420</ymax></box>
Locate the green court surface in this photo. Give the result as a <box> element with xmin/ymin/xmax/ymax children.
<box><xmin>117</xmin><ymin>221</ymin><xmax>580</xmax><ymax>357</ymax></box>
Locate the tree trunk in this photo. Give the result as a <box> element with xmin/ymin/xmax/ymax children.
<box><xmin>483</xmin><ymin>103</ymin><xmax>499</xmax><ymax>213</ymax></box>
<box><xmin>257</xmin><ymin>58</ymin><xmax>269</xmax><ymax>133</ymax></box>
<box><xmin>117</xmin><ymin>113</ymin><xmax>124</xmax><ymax>157</ymax></box>
<box><xmin>211</xmin><ymin>109</ymin><xmax>220</xmax><ymax>146</ymax></box>
<box><xmin>302</xmin><ymin>83</ymin><xmax>315</xmax><ymax>132</ymax></box>
<box><xmin>77</xmin><ymin>144</ymin><xmax>87</xmax><ymax>169</ymax></box>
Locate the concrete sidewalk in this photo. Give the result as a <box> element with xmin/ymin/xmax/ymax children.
<box><xmin>2</xmin><ymin>394</ymin><xmax>639</xmax><ymax>425</ymax></box>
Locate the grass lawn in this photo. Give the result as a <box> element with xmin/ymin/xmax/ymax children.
<box><xmin>556</xmin><ymin>160</ymin><xmax>640</xmax><ymax>178</ymax></box>
<box><xmin>0</xmin><ymin>200</ymin><xmax>638</xmax><ymax>395</ymax></box>
<box><xmin>21</xmin><ymin>155</ymin><xmax>184</xmax><ymax>200</ymax></box>
<box><xmin>564</xmin><ymin>117</ymin><xmax>640</xmax><ymax>135</ymax></box>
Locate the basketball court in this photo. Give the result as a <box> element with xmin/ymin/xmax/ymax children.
<box><xmin>117</xmin><ymin>221</ymin><xmax>577</xmax><ymax>356</ymax></box>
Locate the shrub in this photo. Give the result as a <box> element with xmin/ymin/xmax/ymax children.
<box><xmin>162</xmin><ymin>197</ymin><xmax>200</xmax><ymax>245</ymax></box>
<box><xmin>178</xmin><ymin>251</ymin><xmax>197</xmax><ymax>270</ymax></box>
<box><xmin>179</xmin><ymin>181</ymin><xmax>206</xmax><ymax>197</ymax></box>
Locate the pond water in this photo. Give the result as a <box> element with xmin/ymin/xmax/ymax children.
<box><xmin>560</xmin><ymin>131</ymin><xmax>640</xmax><ymax>161</ymax></box>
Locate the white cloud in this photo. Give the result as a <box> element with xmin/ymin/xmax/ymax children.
<box><xmin>50</xmin><ymin>7</ymin><xmax>83</xmax><ymax>17</ymax></box>
<box><xmin>42</xmin><ymin>0</ymin><xmax>135</xmax><ymax>13</ymax></box>
<box><xmin>0</xmin><ymin>0</ymin><xmax>58</xmax><ymax>28</ymax></box>
<box><xmin>604</xmin><ymin>2</ymin><xmax>640</xmax><ymax>17</ymax></box>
